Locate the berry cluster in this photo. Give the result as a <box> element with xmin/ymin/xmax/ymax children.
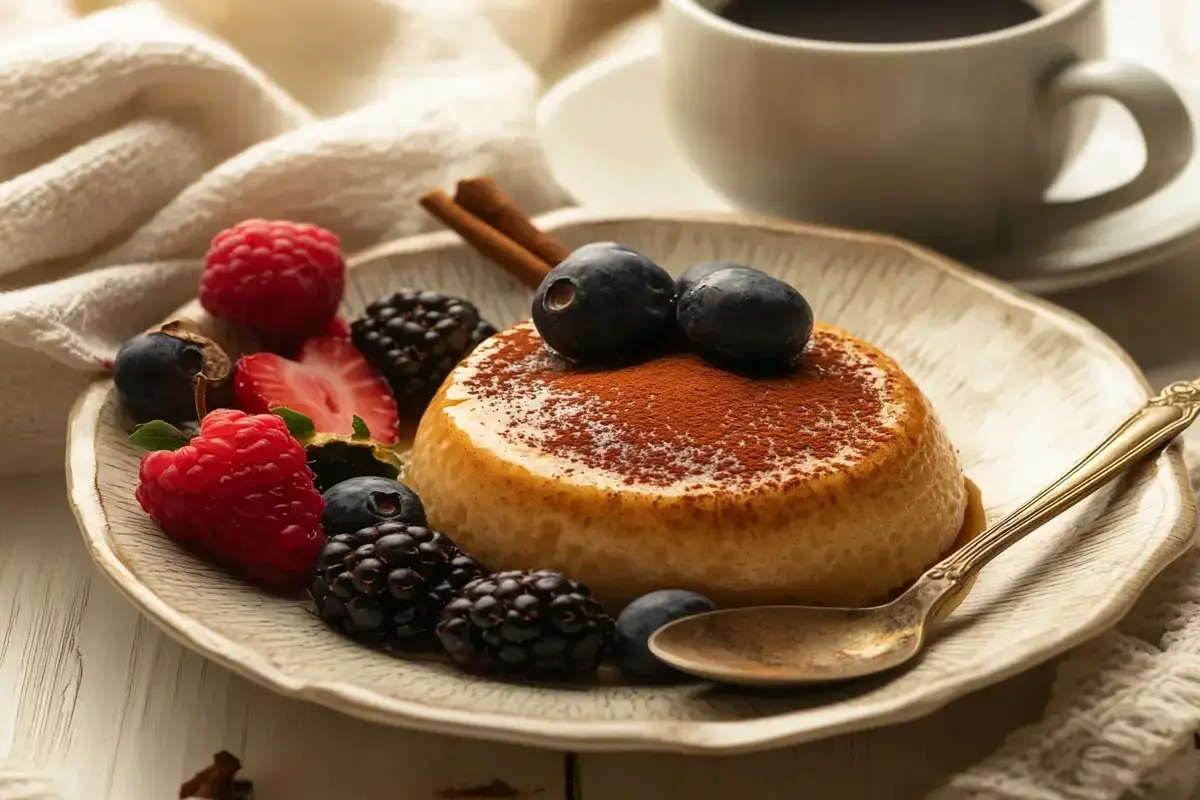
<box><xmin>116</xmin><ymin>217</ymin><xmax>723</xmax><ymax>681</ymax></box>
<box><xmin>310</xmin><ymin>518</ymin><xmax>487</xmax><ymax>650</ymax></box>
<box><xmin>116</xmin><ymin>219</ymin><xmax>499</xmax><ymax>440</ymax></box>
<box><xmin>307</xmin><ymin>476</ymin><xmax>713</xmax><ymax>679</ymax></box>
<box><xmin>308</xmin><ymin>478</ymin><xmax>620</xmax><ymax>675</ymax></box>
<box><xmin>117</xmin><ymin>219</ymin><xmax>495</xmax><ymax>641</ymax></box>
<box><xmin>531</xmin><ymin>244</ymin><xmax>815</xmax><ymax>369</ymax></box>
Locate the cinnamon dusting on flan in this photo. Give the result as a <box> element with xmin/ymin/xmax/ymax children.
<box><xmin>448</xmin><ymin>321</ymin><xmax>909</xmax><ymax>491</ymax></box>
<box><xmin>410</xmin><ymin>319</ymin><xmax>968</xmax><ymax>608</ymax></box>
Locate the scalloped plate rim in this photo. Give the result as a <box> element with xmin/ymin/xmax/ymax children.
<box><xmin>66</xmin><ymin>207</ymin><xmax>1197</xmax><ymax>754</ymax></box>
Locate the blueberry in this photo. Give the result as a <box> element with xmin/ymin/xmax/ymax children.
<box><xmin>113</xmin><ymin>323</ymin><xmax>231</xmax><ymax>423</ymax></box>
<box><xmin>677</xmin><ymin>268</ymin><xmax>814</xmax><ymax>366</ymax></box>
<box><xmin>531</xmin><ymin>242</ymin><xmax>675</xmax><ymax>362</ymax></box>
<box><xmin>676</xmin><ymin>260</ymin><xmax>763</xmax><ymax>297</ymax></box>
<box><xmin>613</xmin><ymin>590</ymin><xmax>715</xmax><ymax>678</ymax></box>
<box><xmin>321</xmin><ymin>476</ymin><xmax>426</xmax><ymax>534</ymax></box>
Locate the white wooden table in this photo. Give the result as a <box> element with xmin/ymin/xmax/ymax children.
<box><xmin>4</xmin><ymin>2</ymin><xmax>1200</xmax><ymax>797</ymax></box>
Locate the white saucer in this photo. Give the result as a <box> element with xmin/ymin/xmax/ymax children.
<box><xmin>537</xmin><ymin>48</ymin><xmax>1200</xmax><ymax>293</ymax></box>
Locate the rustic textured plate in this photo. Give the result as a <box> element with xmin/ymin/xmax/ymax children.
<box><xmin>66</xmin><ymin>209</ymin><xmax>1196</xmax><ymax>754</ymax></box>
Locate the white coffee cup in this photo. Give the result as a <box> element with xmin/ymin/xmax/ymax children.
<box><xmin>661</xmin><ymin>0</ymin><xmax>1195</xmax><ymax>255</ymax></box>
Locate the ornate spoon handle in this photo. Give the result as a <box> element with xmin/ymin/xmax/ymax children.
<box><xmin>923</xmin><ymin>379</ymin><xmax>1200</xmax><ymax>600</ymax></box>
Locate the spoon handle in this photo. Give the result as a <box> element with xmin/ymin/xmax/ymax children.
<box><xmin>926</xmin><ymin>378</ymin><xmax>1200</xmax><ymax>592</ymax></box>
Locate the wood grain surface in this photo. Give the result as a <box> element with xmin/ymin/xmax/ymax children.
<box><xmin>0</xmin><ymin>475</ymin><xmax>565</xmax><ymax>800</ymax></box>
<box><xmin>5</xmin><ymin>0</ymin><xmax>1200</xmax><ymax>796</ymax></box>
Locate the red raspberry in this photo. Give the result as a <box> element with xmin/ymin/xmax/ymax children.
<box><xmin>323</xmin><ymin>315</ymin><xmax>352</xmax><ymax>339</ymax></box>
<box><xmin>135</xmin><ymin>409</ymin><xmax>326</xmax><ymax>590</ymax></box>
<box><xmin>200</xmin><ymin>219</ymin><xmax>346</xmax><ymax>339</ymax></box>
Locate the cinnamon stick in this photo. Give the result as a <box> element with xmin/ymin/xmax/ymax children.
<box><xmin>454</xmin><ymin>177</ymin><xmax>573</xmax><ymax>267</ymax></box>
<box><xmin>419</xmin><ymin>189</ymin><xmax>552</xmax><ymax>289</ymax></box>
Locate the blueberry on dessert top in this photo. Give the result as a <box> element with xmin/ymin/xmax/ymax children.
<box><xmin>322</xmin><ymin>476</ymin><xmax>427</xmax><ymax>535</ymax></box>
<box><xmin>676</xmin><ymin>260</ymin><xmax>763</xmax><ymax>297</ymax></box>
<box><xmin>677</xmin><ymin>267</ymin><xmax>814</xmax><ymax>367</ymax></box>
<box><xmin>532</xmin><ymin>242</ymin><xmax>675</xmax><ymax>363</ymax></box>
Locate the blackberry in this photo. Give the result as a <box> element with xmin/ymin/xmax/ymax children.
<box><xmin>436</xmin><ymin>569</ymin><xmax>614</xmax><ymax>678</ymax></box>
<box><xmin>351</xmin><ymin>290</ymin><xmax>496</xmax><ymax>413</ymax></box>
<box><xmin>309</xmin><ymin>521</ymin><xmax>485</xmax><ymax>649</ymax></box>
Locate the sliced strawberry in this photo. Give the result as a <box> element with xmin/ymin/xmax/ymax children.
<box><xmin>234</xmin><ymin>336</ymin><xmax>399</xmax><ymax>443</ymax></box>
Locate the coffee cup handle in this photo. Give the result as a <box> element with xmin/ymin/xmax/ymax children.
<box><xmin>1034</xmin><ymin>60</ymin><xmax>1194</xmax><ymax>233</ymax></box>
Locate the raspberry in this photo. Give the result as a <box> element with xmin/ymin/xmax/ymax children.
<box><xmin>323</xmin><ymin>315</ymin><xmax>352</xmax><ymax>339</ymax></box>
<box><xmin>134</xmin><ymin>409</ymin><xmax>326</xmax><ymax>590</ymax></box>
<box><xmin>200</xmin><ymin>220</ymin><xmax>346</xmax><ymax>339</ymax></box>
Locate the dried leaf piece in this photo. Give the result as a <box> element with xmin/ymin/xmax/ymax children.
<box><xmin>179</xmin><ymin>751</ymin><xmax>252</xmax><ymax>800</ymax></box>
<box><xmin>438</xmin><ymin>780</ymin><xmax>543</xmax><ymax>799</ymax></box>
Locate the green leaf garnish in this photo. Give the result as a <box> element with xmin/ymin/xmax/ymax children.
<box><xmin>129</xmin><ymin>420</ymin><xmax>191</xmax><ymax>452</ymax></box>
<box><xmin>351</xmin><ymin>415</ymin><xmax>370</xmax><ymax>440</ymax></box>
<box><xmin>271</xmin><ymin>407</ymin><xmax>316</xmax><ymax>441</ymax></box>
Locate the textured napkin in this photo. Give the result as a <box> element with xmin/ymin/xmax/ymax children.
<box><xmin>1</xmin><ymin>2</ymin><xmax>1200</xmax><ymax>799</ymax></box>
<box><xmin>933</xmin><ymin>436</ymin><xmax>1200</xmax><ymax>800</ymax></box>
<box><xmin>0</xmin><ymin>0</ymin><xmax>595</xmax><ymax>475</ymax></box>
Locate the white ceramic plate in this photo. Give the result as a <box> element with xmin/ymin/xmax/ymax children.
<box><xmin>537</xmin><ymin>50</ymin><xmax>1200</xmax><ymax>294</ymax></box>
<box><xmin>67</xmin><ymin>210</ymin><xmax>1195</xmax><ymax>754</ymax></box>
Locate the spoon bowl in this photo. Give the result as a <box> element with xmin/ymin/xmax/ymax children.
<box><xmin>649</xmin><ymin>601</ymin><xmax>929</xmax><ymax>687</ymax></box>
<box><xmin>649</xmin><ymin>379</ymin><xmax>1200</xmax><ymax>687</ymax></box>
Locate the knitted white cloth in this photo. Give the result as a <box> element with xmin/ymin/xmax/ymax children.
<box><xmin>1</xmin><ymin>1</ymin><xmax>1199</xmax><ymax>798</ymax></box>
<box><xmin>934</xmin><ymin>437</ymin><xmax>1200</xmax><ymax>800</ymax></box>
<box><xmin>0</xmin><ymin>0</ymin><xmax>573</xmax><ymax>474</ymax></box>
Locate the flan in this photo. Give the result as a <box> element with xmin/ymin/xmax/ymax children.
<box><xmin>406</xmin><ymin>320</ymin><xmax>972</xmax><ymax>609</ymax></box>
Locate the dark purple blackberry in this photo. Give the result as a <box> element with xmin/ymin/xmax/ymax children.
<box><xmin>469</xmin><ymin>319</ymin><xmax>497</xmax><ymax>348</ymax></box>
<box><xmin>309</xmin><ymin>521</ymin><xmax>485</xmax><ymax>649</ymax></box>
<box><xmin>436</xmin><ymin>569</ymin><xmax>614</xmax><ymax>679</ymax></box>
<box><xmin>351</xmin><ymin>290</ymin><xmax>496</xmax><ymax>413</ymax></box>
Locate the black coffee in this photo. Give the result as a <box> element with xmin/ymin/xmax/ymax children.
<box><xmin>717</xmin><ymin>0</ymin><xmax>1042</xmax><ymax>43</ymax></box>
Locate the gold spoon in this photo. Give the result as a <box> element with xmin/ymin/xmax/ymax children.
<box><xmin>648</xmin><ymin>379</ymin><xmax>1200</xmax><ymax>688</ymax></box>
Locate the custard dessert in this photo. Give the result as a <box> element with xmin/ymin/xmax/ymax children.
<box><xmin>407</xmin><ymin>320</ymin><xmax>971</xmax><ymax>609</ymax></box>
